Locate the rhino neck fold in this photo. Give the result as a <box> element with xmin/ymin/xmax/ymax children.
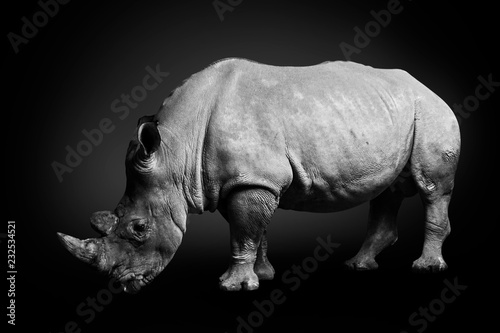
<box><xmin>156</xmin><ymin>72</ymin><xmax>217</xmax><ymax>215</ymax></box>
<box><xmin>153</xmin><ymin>129</ymin><xmax>202</xmax><ymax>217</ymax></box>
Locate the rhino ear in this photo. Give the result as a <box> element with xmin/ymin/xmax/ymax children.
<box><xmin>138</xmin><ymin>122</ymin><xmax>161</xmax><ymax>156</ymax></box>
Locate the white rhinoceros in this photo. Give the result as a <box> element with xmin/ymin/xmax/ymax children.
<box><xmin>59</xmin><ymin>58</ymin><xmax>460</xmax><ymax>292</ymax></box>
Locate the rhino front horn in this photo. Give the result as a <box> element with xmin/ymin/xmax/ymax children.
<box><xmin>57</xmin><ymin>233</ymin><xmax>101</xmax><ymax>266</ymax></box>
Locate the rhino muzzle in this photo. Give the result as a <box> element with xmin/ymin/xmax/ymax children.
<box><xmin>58</xmin><ymin>211</ymin><xmax>174</xmax><ymax>294</ymax></box>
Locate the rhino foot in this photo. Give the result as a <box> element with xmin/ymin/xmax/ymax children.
<box><xmin>219</xmin><ymin>263</ymin><xmax>259</xmax><ymax>291</ymax></box>
<box><xmin>344</xmin><ymin>257</ymin><xmax>379</xmax><ymax>271</ymax></box>
<box><xmin>412</xmin><ymin>256</ymin><xmax>448</xmax><ymax>273</ymax></box>
<box><xmin>254</xmin><ymin>259</ymin><xmax>275</xmax><ymax>280</ymax></box>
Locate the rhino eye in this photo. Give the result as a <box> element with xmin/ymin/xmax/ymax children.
<box><xmin>133</xmin><ymin>221</ymin><xmax>147</xmax><ymax>233</ymax></box>
<box><xmin>130</xmin><ymin>220</ymin><xmax>149</xmax><ymax>238</ymax></box>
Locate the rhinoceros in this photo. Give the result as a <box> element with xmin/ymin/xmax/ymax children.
<box><xmin>58</xmin><ymin>58</ymin><xmax>460</xmax><ymax>292</ymax></box>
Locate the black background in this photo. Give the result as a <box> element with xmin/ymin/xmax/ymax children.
<box><xmin>4</xmin><ymin>0</ymin><xmax>498</xmax><ymax>332</ymax></box>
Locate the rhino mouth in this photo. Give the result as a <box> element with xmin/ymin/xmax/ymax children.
<box><xmin>116</xmin><ymin>270</ymin><xmax>159</xmax><ymax>294</ymax></box>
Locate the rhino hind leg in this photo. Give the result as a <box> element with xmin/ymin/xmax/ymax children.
<box><xmin>345</xmin><ymin>188</ymin><xmax>405</xmax><ymax>270</ymax></box>
<box><xmin>254</xmin><ymin>230</ymin><xmax>275</xmax><ymax>280</ymax></box>
<box><xmin>411</xmin><ymin>153</ymin><xmax>458</xmax><ymax>272</ymax></box>
<box><xmin>411</xmin><ymin>194</ymin><xmax>451</xmax><ymax>272</ymax></box>
<box><xmin>410</xmin><ymin>99</ymin><xmax>460</xmax><ymax>272</ymax></box>
<box><xmin>218</xmin><ymin>188</ymin><xmax>278</xmax><ymax>291</ymax></box>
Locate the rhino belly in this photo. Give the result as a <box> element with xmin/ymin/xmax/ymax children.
<box><xmin>278</xmin><ymin>124</ymin><xmax>413</xmax><ymax>213</ymax></box>
<box><xmin>278</xmin><ymin>159</ymin><xmax>403</xmax><ymax>213</ymax></box>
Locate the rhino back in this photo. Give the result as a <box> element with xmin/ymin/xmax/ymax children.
<box><xmin>200</xmin><ymin>59</ymin><xmax>424</xmax><ymax>212</ymax></box>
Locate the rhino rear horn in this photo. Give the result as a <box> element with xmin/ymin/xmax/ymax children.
<box><xmin>90</xmin><ymin>211</ymin><xmax>118</xmax><ymax>236</ymax></box>
<box><xmin>57</xmin><ymin>233</ymin><xmax>100</xmax><ymax>266</ymax></box>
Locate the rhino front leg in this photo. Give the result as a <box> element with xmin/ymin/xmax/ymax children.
<box><xmin>254</xmin><ymin>230</ymin><xmax>275</xmax><ymax>280</ymax></box>
<box><xmin>219</xmin><ymin>188</ymin><xmax>277</xmax><ymax>291</ymax></box>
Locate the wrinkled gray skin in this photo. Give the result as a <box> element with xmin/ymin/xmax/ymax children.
<box><xmin>58</xmin><ymin>58</ymin><xmax>460</xmax><ymax>292</ymax></box>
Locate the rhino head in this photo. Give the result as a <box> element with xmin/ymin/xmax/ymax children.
<box><xmin>58</xmin><ymin>116</ymin><xmax>187</xmax><ymax>293</ymax></box>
